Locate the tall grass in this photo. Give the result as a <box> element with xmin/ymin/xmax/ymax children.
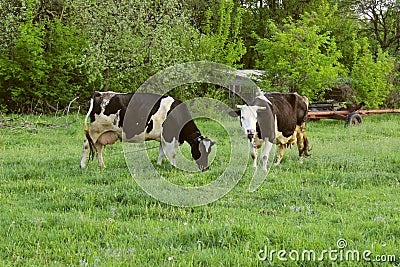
<box><xmin>0</xmin><ymin>114</ymin><xmax>399</xmax><ymax>266</ymax></box>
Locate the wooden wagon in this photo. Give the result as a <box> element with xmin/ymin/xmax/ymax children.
<box><xmin>308</xmin><ymin>102</ymin><xmax>400</xmax><ymax>126</ymax></box>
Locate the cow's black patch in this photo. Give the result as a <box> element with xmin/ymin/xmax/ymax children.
<box><xmin>265</xmin><ymin>93</ymin><xmax>307</xmax><ymax>137</ymax></box>
<box><xmin>103</xmin><ymin>93</ymin><xmax>134</xmax><ymax>127</ymax></box>
<box><xmin>144</xmin><ymin>95</ymin><xmax>165</xmax><ymax>134</ymax></box>
<box><xmin>124</xmin><ymin>93</ymin><xmax>160</xmax><ymax>140</ymax></box>
<box><xmin>161</xmin><ymin>99</ymin><xmax>201</xmax><ymax>145</ymax></box>
<box><xmin>146</xmin><ymin>120</ymin><xmax>153</xmax><ymax>133</ymax></box>
<box><xmin>90</xmin><ymin>92</ymin><xmax>103</xmax><ymax>123</ymax></box>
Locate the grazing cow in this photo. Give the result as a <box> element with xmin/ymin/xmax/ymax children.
<box><xmin>231</xmin><ymin>92</ymin><xmax>309</xmax><ymax>171</ymax></box>
<box><xmin>80</xmin><ymin>91</ymin><xmax>215</xmax><ymax>171</ymax></box>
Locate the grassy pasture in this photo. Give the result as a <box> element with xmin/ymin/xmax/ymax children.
<box><xmin>0</xmin><ymin>114</ymin><xmax>399</xmax><ymax>266</ymax></box>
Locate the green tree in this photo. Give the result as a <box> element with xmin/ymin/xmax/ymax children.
<box><xmin>325</xmin><ymin>4</ymin><xmax>362</xmax><ymax>70</ymax></box>
<box><xmin>348</xmin><ymin>0</ymin><xmax>400</xmax><ymax>55</ymax></box>
<box><xmin>175</xmin><ymin>0</ymin><xmax>246</xmax><ymax>102</ymax></box>
<box><xmin>350</xmin><ymin>38</ymin><xmax>395</xmax><ymax>108</ymax></box>
<box><xmin>0</xmin><ymin>0</ymin><xmax>48</xmax><ymax>111</ymax></box>
<box><xmin>43</xmin><ymin>19</ymin><xmax>89</xmax><ymax>105</ymax></box>
<box><xmin>0</xmin><ymin>0</ymin><xmax>90</xmax><ymax>112</ymax></box>
<box><xmin>67</xmin><ymin>0</ymin><xmax>199</xmax><ymax>93</ymax></box>
<box><xmin>234</xmin><ymin>0</ymin><xmax>329</xmax><ymax>68</ymax></box>
<box><xmin>254</xmin><ymin>5</ymin><xmax>343</xmax><ymax>101</ymax></box>
<box><xmin>192</xmin><ymin>0</ymin><xmax>246</xmax><ymax>66</ymax></box>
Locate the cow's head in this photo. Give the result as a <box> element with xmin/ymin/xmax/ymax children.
<box><xmin>192</xmin><ymin>137</ymin><xmax>215</xmax><ymax>171</ymax></box>
<box><xmin>233</xmin><ymin>105</ymin><xmax>266</xmax><ymax>140</ymax></box>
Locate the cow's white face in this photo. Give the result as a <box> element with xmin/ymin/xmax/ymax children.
<box><xmin>236</xmin><ymin>105</ymin><xmax>266</xmax><ymax>138</ymax></box>
<box><xmin>194</xmin><ymin>137</ymin><xmax>215</xmax><ymax>171</ymax></box>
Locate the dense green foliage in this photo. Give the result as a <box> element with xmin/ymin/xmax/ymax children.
<box><xmin>254</xmin><ymin>5</ymin><xmax>343</xmax><ymax>100</ymax></box>
<box><xmin>0</xmin><ymin>0</ymin><xmax>399</xmax><ymax>111</ymax></box>
<box><xmin>350</xmin><ymin>39</ymin><xmax>395</xmax><ymax>108</ymax></box>
<box><xmin>0</xmin><ymin>114</ymin><xmax>399</xmax><ymax>265</ymax></box>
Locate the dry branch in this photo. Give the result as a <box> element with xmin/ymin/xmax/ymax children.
<box><xmin>0</xmin><ymin>97</ymin><xmax>81</xmax><ymax>131</ymax></box>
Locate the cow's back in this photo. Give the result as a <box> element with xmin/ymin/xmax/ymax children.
<box><xmin>123</xmin><ymin>93</ymin><xmax>170</xmax><ymax>141</ymax></box>
<box><xmin>266</xmin><ymin>93</ymin><xmax>297</xmax><ymax>137</ymax></box>
<box><xmin>265</xmin><ymin>93</ymin><xmax>308</xmax><ymax>137</ymax></box>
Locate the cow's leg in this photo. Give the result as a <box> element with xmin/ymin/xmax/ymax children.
<box><xmin>275</xmin><ymin>143</ymin><xmax>285</xmax><ymax>165</ymax></box>
<box><xmin>302</xmin><ymin>132</ymin><xmax>309</xmax><ymax>157</ymax></box>
<box><xmin>261</xmin><ymin>140</ymin><xmax>273</xmax><ymax>172</ymax></box>
<box><xmin>249</xmin><ymin>141</ymin><xmax>258</xmax><ymax>168</ymax></box>
<box><xmin>296</xmin><ymin>123</ymin><xmax>309</xmax><ymax>162</ymax></box>
<box><xmin>95</xmin><ymin>143</ymin><xmax>106</xmax><ymax>168</ymax></box>
<box><xmin>296</xmin><ymin>127</ymin><xmax>304</xmax><ymax>162</ymax></box>
<box><xmin>157</xmin><ymin>144</ymin><xmax>164</xmax><ymax>165</ymax></box>
<box><xmin>80</xmin><ymin>139</ymin><xmax>90</xmax><ymax>168</ymax></box>
<box><xmin>162</xmin><ymin>137</ymin><xmax>178</xmax><ymax>167</ymax></box>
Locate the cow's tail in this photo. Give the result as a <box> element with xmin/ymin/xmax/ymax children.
<box><xmin>84</xmin><ymin>98</ymin><xmax>96</xmax><ymax>161</ymax></box>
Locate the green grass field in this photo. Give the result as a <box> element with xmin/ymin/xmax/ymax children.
<box><xmin>0</xmin><ymin>113</ymin><xmax>399</xmax><ymax>266</ymax></box>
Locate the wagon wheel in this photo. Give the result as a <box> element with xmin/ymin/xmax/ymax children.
<box><xmin>345</xmin><ymin>112</ymin><xmax>362</xmax><ymax>126</ymax></box>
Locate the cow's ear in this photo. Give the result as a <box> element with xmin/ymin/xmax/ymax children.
<box><xmin>204</xmin><ymin>137</ymin><xmax>216</xmax><ymax>146</ymax></box>
<box><xmin>228</xmin><ymin>110</ymin><xmax>240</xmax><ymax>117</ymax></box>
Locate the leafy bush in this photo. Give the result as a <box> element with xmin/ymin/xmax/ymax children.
<box><xmin>0</xmin><ymin>0</ymin><xmax>91</xmax><ymax>112</ymax></box>
<box><xmin>349</xmin><ymin>39</ymin><xmax>395</xmax><ymax>109</ymax></box>
<box><xmin>254</xmin><ymin>5</ymin><xmax>343</xmax><ymax>101</ymax></box>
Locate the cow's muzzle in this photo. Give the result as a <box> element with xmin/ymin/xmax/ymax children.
<box><xmin>201</xmin><ymin>166</ymin><xmax>209</xmax><ymax>172</ymax></box>
<box><xmin>247</xmin><ymin>129</ymin><xmax>256</xmax><ymax>140</ymax></box>
<box><xmin>247</xmin><ymin>134</ymin><xmax>254</xmax><ymax>140</ymax></box>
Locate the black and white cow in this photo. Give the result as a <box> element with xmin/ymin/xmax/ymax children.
<box><xmin>231</xmin><ymin>92</ymin><xmax>309</xmax><ymax>171</ymax></box>
<box><xmin>80</xmin><ymin>91</ymin><xmax>215</xmax><ymax>171</ymax></box>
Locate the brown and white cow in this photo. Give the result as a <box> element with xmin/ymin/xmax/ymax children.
<box><xmin>231</xmin><ymin>92</ymin><xmax>309</xmax><ymax>171</ymax></box>
<box><xmin>80</xmin><ymin>91</ymin><xmax>215</xmax><ymax>171</ymax></box>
